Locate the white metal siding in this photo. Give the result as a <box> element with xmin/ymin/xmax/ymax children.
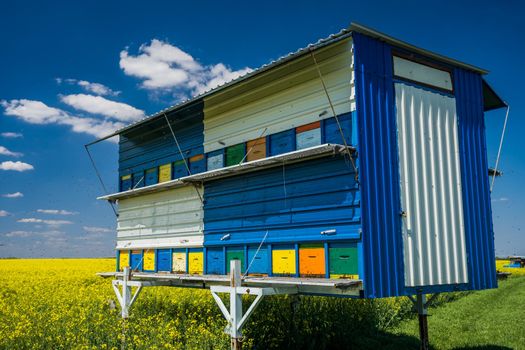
<box><xmin>116</xmin><ymin>186</ymin><xmax>203</xmax><ymax>249</ymax></box>
<box><xmin>393</xmin><ymin>56</ymin><xmax>453</xmax><ymax>91</ymax></box>
<box><xmin>203</xmin><ymin>39</ymin><xmax>355</xmax><ymax>153</ymax></box>
<box><xmin>395</xmin><ymin>83</ymin><xmax>468</xmax><ymax>287</ymax></box>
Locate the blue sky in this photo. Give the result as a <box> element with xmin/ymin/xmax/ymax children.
<box><xmin>0</xmin><ymin>0</ymin><xmax>523</xmax><ymax>258</ymax></box>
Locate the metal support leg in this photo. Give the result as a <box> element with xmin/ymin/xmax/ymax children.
<box><xmin>416</xmin><ymin>292</ymin><xmax>429</xmax><ymax>350</ymax></box>
<box><xmin>210</xmin><ymin>260</ymin><xmax>297</xmax><ymax>350</ymax></box>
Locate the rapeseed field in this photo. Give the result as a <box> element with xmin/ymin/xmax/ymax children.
<box><xmin>0</xmin><ymin>259</ymin><xmax>229</xmax><ymax>349</ymax></box>
<box><xmin>496</xmin><ymin>258</ymin><xmax>525</xmax><ymax>275</ymax></box>
<box><xmin>0</xmin><ymin>258</ymin><xmax>414</xmax><ymax>349</ymax></box>
<box><xmin>3</xmin><ymin>258</ymin><xmax>521</xmax><ymax>349</ymax></box>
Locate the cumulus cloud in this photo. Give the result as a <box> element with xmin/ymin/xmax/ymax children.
<box><xmin>60</xmin><ymin>94</ymin><xmax>145</xmax><ymax>122</ymax></box>
<box><xmin>0</xmin><ymin>161</ymin><xmax>34</xmax><ymax>171</ymax></box>
<box><xmin>83</xmin><ymin>226</ymin><xmax>113</xmax><ymax>233</ymax></box>
<box><xmin>1</xmin><ymin>99</ymin><xmax>125</xmax><ymax>139</ymax></box>
<box><xmin>37</xmin><ymin>209</ymin><xmax>78</xmax><ymax>215</ymax></box>
<box><xmin>0</xmin><ymin>146</ymin><xmax>23</xmax><ymax>157</ymax></box>
<box><xmin>57</xmin><ymin>78</ymin><xmax>121</xmax><ymax>96</ymax></box>
<box><xmin>17</xmin><ymin>218</ymin><xmax>73</xmax><ymax>226</ymax></box>
<box><xmin>0</xmin><ymin>99</ymin><xmax>65</xmax><ymax>124</ymax></box>
<box><xmin>0</xmin><ymin>210</ymin><xmax>10</xmax><ymax>217</ymax></box>
<box><xmin>1</xmin><ymin>132</ymin><xmax>23</xmax><ymax>138</ymax></box>
<box><xmin>2</xmin><ymin>192</ymin><xmax>23</xmax><ymax>198</ymax></box>
<box><xmin>119</xmin><ymin>39</ymin><xmax>252</xmax><ymax>98</ymax></box>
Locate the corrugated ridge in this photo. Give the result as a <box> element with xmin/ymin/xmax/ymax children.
<box><xmin>454</xmin><ymin>69</ymin><xmax>497</xmax><ymax>290</ymax></box>
<box><xmin>396</xmin><ymin>83</ymin><xmax>469</xmax><ymax>287</ymax></box>
<box><xmin>353</xmin><ymin>33</ymin><xmax>405</xmax><ymax>298</ymax></box>
<box><xmin>203</xmin><ymin>156</ymin><xmax>360</xmax><ymax>246</ymax></box>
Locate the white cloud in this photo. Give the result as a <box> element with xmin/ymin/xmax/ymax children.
<box><xmin>3</xmin><ymin>230</ymin><xmax>65</xmax><ymax>239</ymax></box>
<box><xmin>492</xmin><ymin>197</ymin><xmax>509</xmax><ymax>203</ymax></box>
<box><xmin>1</xmin><ymin>132</ymin><xmax>23</xmax><ymax>138</ymax></box>
<box><xmin>0</xmin><ymin>210</ymin><xmax>10</xmax><ymax>217</ymax></box>
<box><xmin>119</xmin><ymin>39</ymin><xmax>252</xmax><ymax>97</ymax></box>
<box><xmin>17</xmin><ymin>218</ymin><xmax>73</xmax><ymax>226</ymax></box>
<box><xmin>60</xmin><ymin>94</ymin><xmax>145</xmax><ymax>122</ymax></box>
<box><xmin>1</xmin><ymin>99</ymin><xmax>125</xmax><ymax>140</ymax></box>
<box><xmin>2</xmin><ymin>192</ymin><xmax>23</xmax><ymax>198</ymax></box>
<box><xmin>4</xmin><ymin>230</ymin><xmax>32</xmax><ymax>238</ymax></box>
<box><xmin>37</xmin><ymin>209</ymin><xmax>77</xmax><ymax>215</ymax></box>
<box><xmin>1</xmin><ymin>99</ymin><xmax>66</xmax><ymax>124</ymax></box>
<box><xmin>0</xmin><ymin>161</ymin><xmax>34</xmax><ymax>171</ymax></box>
<box><xmin>57</xmin><ymin>78</ymin><xmax>121</xmax><ymax>96</ymax></box>
<box><xmin>83</xmin><ymin>226</ymin><xmax>113</xmax><ymax>233</ymax></box>
<box><xmin>0</xmin><ymin>146</ymin><xmax>23</xmax><ymax>157</ymax></box>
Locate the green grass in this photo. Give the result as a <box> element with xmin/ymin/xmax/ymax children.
<box><xmin>388</xmin><ymin>276</ymin><xmax>525</xmax><ymax>350</ymax></box>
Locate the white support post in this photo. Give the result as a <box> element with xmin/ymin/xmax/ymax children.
<box><xmin>121</xmin><ymin>266</ymin><xmax>131</xmax><ymax>318</ymax></box>
<box><xmin>230</xmin><ymin>260</ymin><xmax>242</xmax><ymax>349</ymax></box>
<box><xmin>111</xmin><ymin>266</ymin><xmax>146</xmax><ymax>319</ymax></box>
<box><xmin>210</xmin><ymin>260</ymin><xmax>298</xmax><ymax>350</ymax></box>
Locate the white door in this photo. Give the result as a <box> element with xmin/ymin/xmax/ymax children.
<box><xmin>395</xmin><ymin>83</ymin><xmax>468</xmax><ymax>287</ymax></box>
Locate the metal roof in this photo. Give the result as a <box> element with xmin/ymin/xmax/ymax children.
<box><xmin>88</xmin><ymin>23</ymin><xmax>495</xmax><ymax>145</ymax></box>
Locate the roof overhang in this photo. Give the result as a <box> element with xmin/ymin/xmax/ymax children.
<box><xmin>482</xmin><ymin>79</ymin><xmax>507</xmax><ymax>111</ymax></box>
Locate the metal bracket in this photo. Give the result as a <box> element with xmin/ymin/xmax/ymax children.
<box><xmin>111</xmin><ymin>266</ymin><xmax>170</xmax><ymax>318</ymax></box>
<box><xmin>407</xmin><ymin>292</ymin><xmax>440</xmax><ymax>313</ymax></box>
<box><xmin>211</xmin><ymin>260</ymin><xmax>297</xmax><ymax>349</ymax></box>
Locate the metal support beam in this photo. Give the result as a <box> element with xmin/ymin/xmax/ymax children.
<box><xmin>411</xmin><ymin>292</ymin><xmax>429</xmax><ymax>350</ymax></box>
<box><xmin>210</xmin><ymin>260</ymin><xmax>298</xmax><ymax>350</ymax></box>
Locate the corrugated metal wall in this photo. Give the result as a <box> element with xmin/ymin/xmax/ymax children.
<box><xmin>118</xmin><ymin>101</ymin><xmax>204</xmax><ymax>176</ymax></box>
<box><xmin>454</xmin><ymin>68</ymin><xmax>497</xmax><ymax>290</ymax></box>
<box><xmin>353</xmin><ymin>33</ymin><xmax>405</xmax><ymax>298</ymax></box>
<box><xmin>202</xmin><ymin>39</ymin><xmax>355</xmax><ymax>153</ymax></box>
<box><xmin>116</xmin><ymin>186</ymin><xmax>204</xmax><ymax>249</ymax></box>
<box><xmin>395</xmin><ymin>83</ymin><xmax>468</xmax><ymax>287</ymax></box>
<box><xmin>203</xmin><ymin>156</ymin><xmax>360</xmax><ymax>246</ymax></box>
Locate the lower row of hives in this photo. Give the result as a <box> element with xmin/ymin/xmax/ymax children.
<box><xmin>118</xmin><ymin>242</ymin><xmax>359</xmax><ymax>279</ymax></box>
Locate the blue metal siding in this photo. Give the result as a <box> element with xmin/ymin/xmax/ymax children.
<box><xmin>118</xmin><ymin>101</ymin><xmax>204</xmax><ymax>176</ymax></box>
<box><xmin>203</xmin><ymin>156</ymin><xmax>360</xmax><ymax>246</ymax></box>
<box><xmin>454</xmin><ymin>68</ymin><xmax>497</xmax><ymax>290</ymax></box>
<box><xmin>353</xmin><ymin>33</ymin><xmax>405</xmax><ymax>298</ymax></box>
